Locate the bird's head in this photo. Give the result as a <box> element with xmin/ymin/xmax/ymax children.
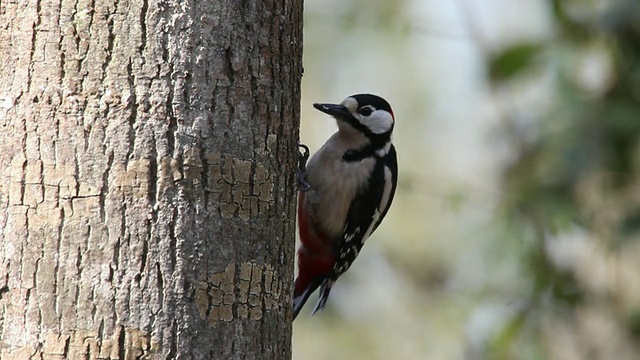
<box><xmin>313</xmin><ymin>94</ymin><xmax>395</xmax><ymax>146</ymax></box>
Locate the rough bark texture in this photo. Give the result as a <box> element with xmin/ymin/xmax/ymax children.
<box><xmin>0</xmin><ymin>0</ymin><xmax>301</xmax><ymax>359</ymax></box>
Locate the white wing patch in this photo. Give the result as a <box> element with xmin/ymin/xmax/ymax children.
<box><xmin>376</xmin><ymin>142</ymin><xmax>392</xmax><ymax>157</ymax></box>
<box><xmin>344</xmin><ymin>227</ymin><xmax>361</xmax><ymax>243</ymax></box>
<box><xmin>361</xmin><ymin>165</ymin><xmax>394</xmax><ymax>244</ymax></box>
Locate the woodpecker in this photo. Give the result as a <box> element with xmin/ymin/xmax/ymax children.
<box><xmin>293</xmin><ymin>93</ymin><xmax>398</xmax><ymax>319</ymax></box>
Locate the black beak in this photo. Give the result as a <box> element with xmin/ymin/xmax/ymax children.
<box><xmin>313</xmin><ymin>103</ymin><xmax>350</xmax><ymax>118</ymax></box>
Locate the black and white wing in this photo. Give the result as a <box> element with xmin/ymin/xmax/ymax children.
<box><xmin>334</xmin><ymin>145</ymin><xmax>398</xmax><ymax>276</ymax></box>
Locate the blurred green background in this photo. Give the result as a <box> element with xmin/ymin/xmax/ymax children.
<box><xmin>294</xmin><ymin>0</ymin><xmax>640</xmax><ymax>359</ymax></box>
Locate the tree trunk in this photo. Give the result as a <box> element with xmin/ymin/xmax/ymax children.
<box><xmin>0</xmin><ymin>0</ymin><xmax>302</xmax><ymax>358</ymax></box>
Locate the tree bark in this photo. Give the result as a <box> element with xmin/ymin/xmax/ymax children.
<box><xmin>0</xmin><ymin>0</ymin><xmax>301</xmax><ymax>358</ymax></box>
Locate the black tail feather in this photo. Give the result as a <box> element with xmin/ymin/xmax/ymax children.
<box><xmin>292</xmin><ymin>276</ymin><xmax>325</xmax><ymax>320</ymax></box>
<box><xmin>311</xmin><ymin>279</ymin><xmax>333</xmax><ymax>315</ymax></box>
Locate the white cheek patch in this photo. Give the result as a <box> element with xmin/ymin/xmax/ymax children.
<box><xmin>363</xmin><ymin>110</ymin><xmax>394</xmax><ymax>134</ymax></box>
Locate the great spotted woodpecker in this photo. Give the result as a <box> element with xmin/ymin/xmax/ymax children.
<box><xmin>293</xmin><ymin>94</ymin><xmax>398</xmax><ymax>319</ymax></box>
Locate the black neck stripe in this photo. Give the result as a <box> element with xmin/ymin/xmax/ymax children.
<box><xmin>342</xmin><ymin>144</ymin><xmax>383</xmax><ymax>162</ymax></box>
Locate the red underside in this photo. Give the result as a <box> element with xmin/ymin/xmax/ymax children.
<box><xmin>294</xmin><ymin>192</ymin><xmax>335</xmax><ymax>297</ymax></box>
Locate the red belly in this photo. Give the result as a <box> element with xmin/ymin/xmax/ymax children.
<box><xmin>295</xmin><ymin>191</ymin><xmax>336</xmax><ymax>296</ymax></box>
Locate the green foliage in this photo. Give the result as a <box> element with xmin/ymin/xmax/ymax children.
<box><xmin>618</xmin><ymin>207</ymin><xmax>640</xmax><ymax>239</ymax></box>
<box><xmin>494</xmin><ymin>0</ymin><xmax>640</xmax><ymax>357</ymax></box>
<box><xmin>489</xmin><ymin>43</ymin><xmax>542</xmax><ymax>81</ymax></box>
<box><xmin>628</xmin><ymin>310</ymin><xmax>640</xmax><ymax>340</ymax></box>
<box><xmin>486</xmin><ymin>311</ymin><xmax>527</xmax><ymax>360</ymax></box>
<box><xmin>338</xmin><ymin>0</ymin><xmax>411</xmax><ymax>32</ymax></box>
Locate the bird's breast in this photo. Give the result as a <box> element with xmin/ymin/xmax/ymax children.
<box><xmin>304</xmin><ymin>138</ymin><xmax>376</xmax><ymax>239</ymax></box>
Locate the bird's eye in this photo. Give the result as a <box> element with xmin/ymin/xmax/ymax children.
<box><xmin>358</xmin><ymin>107</ymin><xmax>373</xmax><ymax>116</ymax></box>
